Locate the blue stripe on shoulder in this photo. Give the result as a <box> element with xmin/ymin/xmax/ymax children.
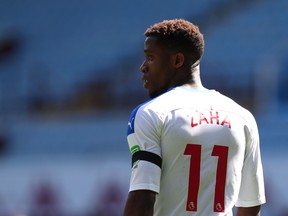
<box><xmin>127</xmin><ymin>104</ymin><xmax>142</xmax><ymax>136</ymax></box>
<box><xmin>126</xmin><ymin>92</ymin><xmax>170</xmax><ymax>136</ymax></box>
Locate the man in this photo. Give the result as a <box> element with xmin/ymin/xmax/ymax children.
<box><xmin>124</xmin><ymin>19</ymin><xmax>265</xmax><ymax>216</ymax></box>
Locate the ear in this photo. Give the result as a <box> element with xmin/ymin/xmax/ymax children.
<box><xmin>171</xmin><ymin>52</ymin><xmax>185</xmax><ymax>69</ymax></box>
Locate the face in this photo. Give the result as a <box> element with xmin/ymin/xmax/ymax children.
<box><xmin>140</xmin><ymin>36</ymin><xmax>176</xmax><ymax>98</ymax></box>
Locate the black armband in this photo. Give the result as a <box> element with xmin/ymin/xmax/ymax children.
<box><xmin>132</xmin><ymin>150</ymin><xmax>162</xmax><ymax>168</ymax></box>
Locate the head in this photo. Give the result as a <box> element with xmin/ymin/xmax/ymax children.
<box><xmin>140</xmin><ymin>19</ymin><xmax>205</xmax><ymax>98</ymax></box>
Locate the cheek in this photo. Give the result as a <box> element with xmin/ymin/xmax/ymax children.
<box><xmin>149</xmin><ymin>59</ymin><xmax>173</xmax><ymax>87</ymax></box>
<box><xmin>157</xmin><ymin>66</ymin><xmax>174</xmax><ymax>84</ymax></box>
<box><xmin>151</xmin><ymin>71</ymin><xmax>171</xmax><ymax>91</ymax></box>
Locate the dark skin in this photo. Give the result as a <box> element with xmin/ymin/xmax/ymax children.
<box><xmin>123</xmin><ymin>35</ymin><xmax>262</xmax><ymax>216</ymax></box>
<box><xmin>237</xmin><ymin>206</ymin><xmax>261</xmax><ymax>216</ymax></box>
<box><xmin>139</xmin><ymin>36</ymin><xmax>205</xmax><ymax>99</ymax></box>
<box><xmin>123</xmin><ymin>190</ymin><xmax>156</xmax><ymax>216</ymax></box>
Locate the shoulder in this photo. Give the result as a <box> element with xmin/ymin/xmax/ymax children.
<box><xmin>130</xmin><ymin>88</ymin><xmax>178</xmax><ymax>117</ymax></box>
<box><xmin>215</xmin><ymin>91</ymin><xmax>258</xmax><ymax>127</ymax></box>
<box><xmin>127</xmin><ymin>90</ymin><xmax>177</xmax><ymax>135</ymax></box>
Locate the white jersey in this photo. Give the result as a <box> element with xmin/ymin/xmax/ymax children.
<box><xmin>127</xmin><ymin>87</ymin><xmax>265</xmax><ymax>216</ymax></box>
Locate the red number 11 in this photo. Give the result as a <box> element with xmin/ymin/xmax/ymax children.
<box><xmin>184</xmin><ymin>144</ymin><xmax>229</xmax><ymax>212</ymax></box>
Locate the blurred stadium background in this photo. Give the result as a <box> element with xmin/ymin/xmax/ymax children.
<box><xmin>0</xmin><ymin>0</ymin><xmax>288</xmax><ymax>215</ymax></box>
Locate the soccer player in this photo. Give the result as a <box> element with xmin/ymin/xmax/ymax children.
<box><xmin>123</xmin><ymin>19</ymin><xmax>266</xmax><ymax>216</ymax></box>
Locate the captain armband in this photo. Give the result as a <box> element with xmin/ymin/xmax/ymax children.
<box><xmin>132</xmin><ymin>150</ymin><xmax>162</xmax><ymax>169</ymax></box>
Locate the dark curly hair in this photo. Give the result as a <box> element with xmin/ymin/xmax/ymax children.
<box><xmin>144</xmin><ymin>19</ymin><xmax>205</xmax><ymax>64</ymax></box>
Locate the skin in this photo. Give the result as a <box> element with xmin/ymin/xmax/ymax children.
<box><xmin>236</xmin><ymin>206</ymin><xmax>261</xmax><ymax>216</ymax></box>
<box><xmin>123</xmin><ymin>190</ymin><xmax>156</xmax><ymax>216</ymax></box>
<box><xmin>139</xmin><ymin>36</ymin><xmax>205</xmax><ymax>98</ymax></box>
<box><xmin>123</xmin><ymin>35</ymin><xmax>262</xmax><ymax>216</ymax></box>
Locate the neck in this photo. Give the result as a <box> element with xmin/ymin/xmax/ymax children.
<box><xmin>182</xmin><ymin>64</ymin><xmax>206</xmax><ymax>90</ymax></box>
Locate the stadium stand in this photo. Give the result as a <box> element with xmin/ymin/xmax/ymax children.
<box><xmin>0</xmin><ymin>0</ymin><xmax>288</xmax><ymax>215</ymax></box>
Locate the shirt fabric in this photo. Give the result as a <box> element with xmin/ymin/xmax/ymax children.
<box><xmin>127</xmin><ymin>87</ymin><xmax>266</xmax><ymax>216</ymax></box>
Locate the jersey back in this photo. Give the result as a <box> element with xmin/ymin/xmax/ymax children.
<box><xmin>127</xmin><ymin>87</ymin><xmax>265</xmax><ymax>216</ymax></box>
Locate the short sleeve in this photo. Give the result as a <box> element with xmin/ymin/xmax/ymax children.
<box><xmin>235</xmin><ymin>116</ymin><xmax>266</xmax><ymax>207</ymax></box>
<box><xmin>127</xmin><ymin>106</ymin><xmax>163</xmax><ymax>193</ymax></box>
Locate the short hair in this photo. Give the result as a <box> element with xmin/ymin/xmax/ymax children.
<box><xmin>144</xmin><ymin>19</ymin><xmax>205</xmax><ymax>63</ymax></box>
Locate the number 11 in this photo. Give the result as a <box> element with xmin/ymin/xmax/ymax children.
<box><xmin>184</xmin><ymin>144</ymin><xmax>229</xmax><ymax>212</ymax></box>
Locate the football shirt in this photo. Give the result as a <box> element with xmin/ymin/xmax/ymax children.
<box><xmin>127</xmin><ymin>87</ymin><xmax>265</xmax><ymax>215</ymax></box>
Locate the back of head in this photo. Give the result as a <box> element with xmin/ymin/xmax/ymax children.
<box><xmin>144</xmin><ymin>19</ymin><xmax>205</xmax><ymax>65</ymax></box>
